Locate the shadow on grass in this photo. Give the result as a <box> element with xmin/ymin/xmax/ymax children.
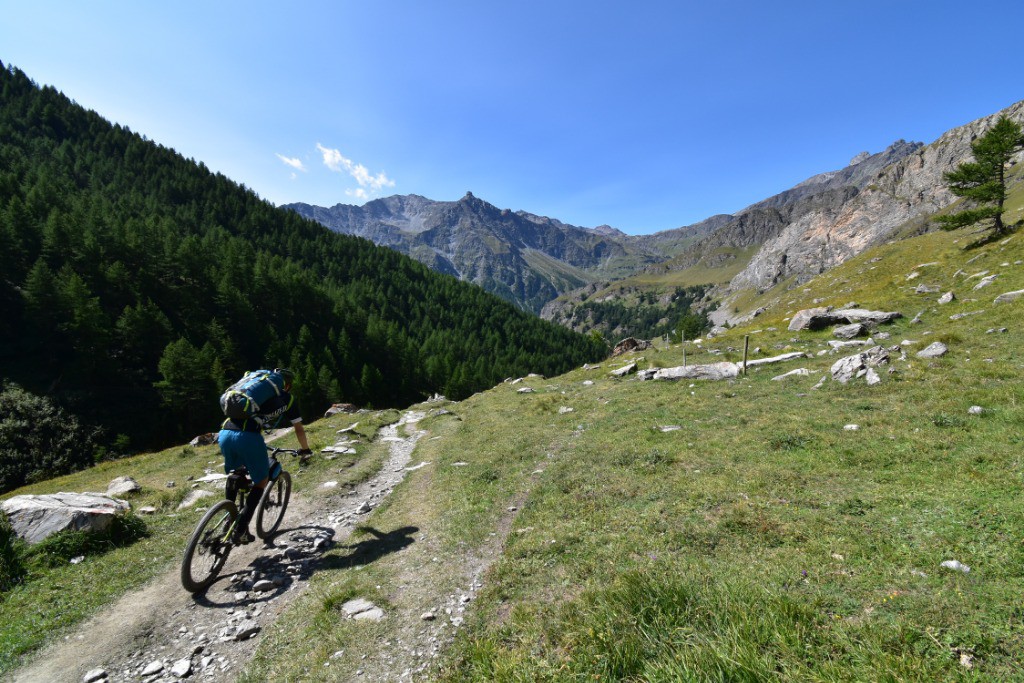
<box><xmin>320</xmin><ymin>525</ymin><xmax>419</xmax><ymax>570</ymax></box>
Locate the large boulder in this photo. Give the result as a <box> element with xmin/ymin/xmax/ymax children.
<box><xmin>653</xmin><ymin>362</ymin><xmax>740</xmax><ymax>381</ymax></box>
<box><xmin>833</xmin><ymin>308</ymin><xmax>903</xmax><ymax>325</ymax></box>
<box><xmin>1</xmin><ymin>493</ymin><xmax>131</xmax><ymax>544</ymax></box>
<box><xmin>788</xmin><ymin>307</ymin><xmax>835</xmax><ymax>331</ymax></box>
<box><xmin>612</xmin><ymin>337</ymin><xmax>653</xmax><ymax>357</ymax></box>
<box><xmin>994</xmin><ymin>289</ymin><xmax>1024</xmax><ymax>304</ymax></box>
<box><xmin>916</xmin><ymin>341</ymin><xmax>948</xmax><ymax>359</ymax></box>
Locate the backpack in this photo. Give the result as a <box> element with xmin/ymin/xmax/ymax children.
<box><xmin>219</xmin><ymin>370</ymin><xmax>286</xmax><ymax>422</ymax></box>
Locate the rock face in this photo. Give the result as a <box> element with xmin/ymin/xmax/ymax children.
<box><xmin>286</xmin><ymin>193</ymin><xmax>658</xmax><ymax>314</ymax></box>
<box><xmin>729</xmin><ymin>100</ymin><xmax>1024</xmax><ymax>293</ymax></box>
<box><xmin>1</xmin><ymin>493</ymin><xmax>130</xmax><ymax>544</ymax></box>
<box><xmin>833</xmin><ymin>323</ymin><xmax>866</xmax><ymax>339</ymax></box>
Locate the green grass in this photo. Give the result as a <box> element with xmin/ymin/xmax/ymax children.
<box><xmin>238</xmin><ymin>223</ymin><xmax>1024</xmax><ymax>681</ymax></box>
<box><xmin>0</xmin><ymin>409</ymin><xmax>398</xmax><ymax>676</ymax></box>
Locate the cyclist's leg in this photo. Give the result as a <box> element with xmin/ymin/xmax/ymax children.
<box><xmin>231</xmin><ymin>434</ymin><xmax>271</xmax><ymax>542</ymax></box>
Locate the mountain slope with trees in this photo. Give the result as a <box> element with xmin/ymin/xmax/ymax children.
<box><xmin>0</xmin><ymin>61</ymin><xmax>605</xmax><ymax>490</ymax></box>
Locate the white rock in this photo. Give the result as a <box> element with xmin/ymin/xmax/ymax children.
<box><xmin>1</xmin><ymin>493</ymin><xmax>130</xmax><ymax>544</ymax></box>
<box><xmin>170</xmin><ymin>658</ymin><xmax>192</xmax><ymax>678</ymax></box>
<box><xmin>176</xmin><ymin>489</ymin><xmax>215</xmax><ymax>511</ymax></box>
<box><xmin>558</xmin><ymin>406</ymin><xmax>574</xmax><ymax>414</ymax></box>
<box><xmin>940</xmin><ymin>560</ymin><xmax>970</xmax><ymax>573</ymax></box>
<box><xmin>916</xmin><ymin>342</ymin><xmax>948</xmax><ymax>359</ymax></box>
<box><xmin>771</xmin><ymin>368</ymin><xmax>810</xmax><ymax>381</ymax></box>
<box><xmin>968</xmin><ymin>406</ymin><xmax>984</xmax><ymax>415</ymax></box>
<box><xmin>994</xmin><ymin>289</ymin><xmax>1024</xmax><ymax>303</ymax></box>
<box><xmin>82</xmin><ymin>668</ymin><xmax>107</xmax><ymax>682</ymax></box>
<box><xmin>843</xmin><ymin>424</ymin><xmax>859</xmax><ymax>431</ymax></box>
<box><xmin>937</xmin><ymin>291</ymin><xmax>955</xmax><ymax>304</ymax></box>
<box><xmin>142</xmin><ymin>661</ymin><xmax>164</xmax><ymax>676</ymax></box>
<box><xmin>322</xmin><ymin>481</ymin><xmax>339</xmax><ymax>488</ymax></box>
<box><xmin>105</xmin><ymin>476</ymin><xmax>141</xmax><ymax>496</ymax></box>
<box><xmin>865</xmin><ymin>367</ymin><xmax>881</xmax><ymax>386</ymax></box>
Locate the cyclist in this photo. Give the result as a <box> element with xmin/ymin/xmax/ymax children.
<box><xmin>217</xmin><ymin>367</ymin><xmax>312</xmax><ymax>544</ymax></box>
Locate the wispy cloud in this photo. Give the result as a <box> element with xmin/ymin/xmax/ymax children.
<box><xmin>316</xmin><ymin>143</ymin><xmax>395</xmax><ymax>198</ymax></box>
<box><xmin>275</xmin><ymin>153</ymin><xmax>307</xmax><ymax>172</ymax></box>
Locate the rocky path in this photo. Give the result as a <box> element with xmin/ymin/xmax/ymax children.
<box><xmin>14</xmin><ymin>412</ymin><xmax>428</xmax><ymax>683</ymax></box>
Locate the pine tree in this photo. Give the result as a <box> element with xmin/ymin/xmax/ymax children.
<box><xmin>937</xmin><ymin>116</ymin><xmax>1024</xmax><ymax>235</ymax></box>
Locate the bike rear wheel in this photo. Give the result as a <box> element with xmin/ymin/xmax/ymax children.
<box><xmin>181</xmin><ymin>500</ymin><xmax>237</xmax><ymax>593</ymax></box>
<box><xmin>255</xmin><ymin>471</ymin><xmax>291</xmax><ymax>539</ymax></box>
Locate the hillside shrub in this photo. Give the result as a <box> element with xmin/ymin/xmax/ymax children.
<box><xmin>0</xmin><ymin>383</ymin><xmax>102</xmax><ymax>493</ymax></box>
<box><xmin>0</xmin><ymin>513</ymin><xmax>26</xmax><ymax>592</ymax></box>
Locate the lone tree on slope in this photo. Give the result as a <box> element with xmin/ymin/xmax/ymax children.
<box><xmin>937</xmin><ymin>115</ymin><xmax>1024</xmax><ymax>236</ymax></box>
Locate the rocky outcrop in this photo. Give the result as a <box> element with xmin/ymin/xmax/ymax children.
<box><xmin>611</xmin><ymin>337</ymin><xmax>652</xmax><ymax>357</ymax></box>
<box><xmin>1</xmin><ymin>493</ymin><xmax>130</xmax><ymax>544</ymax></box>
<box><xmin>729</xmin><ymin>101</ymin><xmax>1024</xmax><ymax>293</ymax></box>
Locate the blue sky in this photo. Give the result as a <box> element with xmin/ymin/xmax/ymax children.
<box><xmin>3</xmin><ymin>1</ymin><xmax>1022</xmax><ymax>234</ymax></box>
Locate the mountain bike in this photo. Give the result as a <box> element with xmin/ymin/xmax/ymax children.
<box><xmin>180</xmin><ymin>447</ymin><xmax>298</xmax><ymax>593</ymax></box>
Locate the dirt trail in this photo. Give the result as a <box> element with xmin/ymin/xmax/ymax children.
<box><xmin>13</xmin><ymin>412</ymin><xmax>427</xmax><ymax>683</ymax></box>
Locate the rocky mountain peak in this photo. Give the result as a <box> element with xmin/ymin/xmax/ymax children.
<box><xmin>848</xmin><ymin>151</ymin><xmax>870</xmax><ymax>166</ymax></box>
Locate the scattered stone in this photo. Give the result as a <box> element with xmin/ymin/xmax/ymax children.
<box><xmin>558</xmin><ymin>406</ymin><xmax>574</xmax><ymax>414</ymax></box>
<box><xmin>968</xmin><ymin>406</ymin><xmax>984</xmax><ymax>415</ymax></box>
<box><xmin>744</xmin><ymin>351</ymin><xmax>807</xmax><ymax>367</ymax></box>
<box><xmin>865</xmin><ymin>367</ymin><xmax>881</xmax><ymax>386</ymax></box>
<box><xmin>234</xmin><ymin>619</ymin><xmax>261</xmax><ymax>640</ymax></box>
<box><xmin>833</xmin><ymin>323</ymin><xmax>866</xmax><ymax>339</ymax></box>
<box><xmin>938</xmin><ymin>291</ymin><xmax>955</xmax><ymax>304</ymax></box>
<box><xmin>82</xmin><ymin>668</ymin><xmax>107</xmax><ymax>682</ymax></box>
<box><xmin>844</xmin><ymin>424</ymin><xmax>859</xmax><ymax>431</ymax></box>
<box><xmin>404</xmin><ymin>461</ymin><xmax>430</xmax><ymax>471</ymax></box>
<box><xmin>949</xmin><ymin>310</ymin><xmax>984</xmax><ymax>321</ymax></box>
<box><xmin>421</xmin><ymin>611</ymin><xmax>436</xmax><ymax>621</ymax></box>
<box><xmin>771</xmin><ymin>368</ymin><xmax>810</xmax><ymax>381</ymax></box>
<box><xmin>1</xmin><ymin>493</ymin><xmax>131</xmax><ymax>544</ymax></box>
<box><xmin>657</xmin><ymin>425</ymin><xmax>682</xmax><ymax>432</ymax></box>
<box><xmin>906</xmin><ymin>271</ymin><xmax>920</xmax><ymax>281</ymax></box>
<box><xmin>940</xmin><ymin>560</ymin><xmax>970</xmax><ymax>573</ymax></box>
<box><xmin>138</xmin><ymin>506</ymin><xmax>157</xmax><ymax>515</ymax></box>
<box><xmin>916</xmin><ymin>342</ymin><xmax>948</xmax><ymax>359</ymax></box>
<box><xmin>973</xmin><ymin>274</ymin><xmax>998</xmax><ymax>290</ymax></box>
<box><xmin>165</xmin><ymin>481</ymin><xmax>176</xmax><ymax>488</ymax></box>
<box><xmin>176</xmin><ymin>489</ymin><xmax>215</xmax><ymax>511</ymax></box>
<box><xmin>611</xmin><ymin>337</ymin><xmax>653</xmax><ymax>357</ymax></box>
<box><xmin>355</xmin><ymin>607</ymin><xmax>386</xmax><ymax>621</ymax></box>
<box><xmin>909</xmin><ymin>310</ymin><xmax>925</xmax><ymax>324</ymax></box>
<box><xmin>170</xmin><ymin>658</ymin><xmax>192</xmax><ymax>678</ymax></box>
<box><xmin>985</xmin><ymin>327</ymin><xmax>1008</xmax><ymax>334</ymax></box>
<box><xmin>322</xmin><ymin>481</ymin><xmax>339</xmax><ymax>488</ymax></box>
<box><xmin>141</xmin><ymin>661</ymin><xmax>164</xmax><ymax>676</ymax></box>
<box><xmin>193</xmin><ymin>473</ymin><xmax>229</xmax><ymax>483</ymax></box>
<box><xmin>994</xmin><ymin>289</ymin><xmax>1024</xmax><ymax>303</ymax></box>
<box><xmin>252</xmin><ymin>579</ymin><xmax>276</xmax><ymax>592</ymax></box>
<box><xmin>914</xmin><ymin>284</ymin><xmax>939</xmax><ymax>294</ymax></box>
<box><xmin>70</xmin><ymin>555</ymin><xmax>85</xmax><ymax>564</ymax></box>
<box><xmin>830</xmin><ymin>346</ymin><xmax>890</xmax><ymax>384</ymax></box>
<box><xmin>582</xmin><ymin>380</ymin><xmax>594</xmax><ymax>386</ymax></box>
<box><xmin>105</xmin><ymin>476</ymin><xmax>142</xmax><ymax>496</ymax></box>
<box><xmin>610</xmin><ymin>362</ymin><xmax>637</xmax><ymax>378</ymax></box>
<box><xmin>355</xmin><ymin>502</ymin><xmax>372</xmax><ymax>514</ymax></box>
<box><xmin>516</xmin><ymin>387</ymin><xmax>535</xmax><ymax>394</ymax></box>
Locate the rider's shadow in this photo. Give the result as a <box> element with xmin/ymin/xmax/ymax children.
<box><xmin>321</xmin><ymin>525</ymin><xmax>419</xmax><ymax>569</ymax></box>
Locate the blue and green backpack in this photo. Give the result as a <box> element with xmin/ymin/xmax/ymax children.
<box><xmin>219</xmin><ymin>370</ymin><xmax>286</xmax><ymax>421</ymax></box>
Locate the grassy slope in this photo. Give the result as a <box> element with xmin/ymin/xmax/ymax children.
<box><xmin>5</xmin><ymin>223</ymin><xmax>1024</xmax><ymax>680</ymax></box>
<box><xmin>263</xmin><ymin>224</ymin><xmax>1024</xmax><ymax>680</ymax></box>
<box><xmin>0</xmin><ymin>410</ymin><xmax>400</xmax><ymax>676</ymax></box>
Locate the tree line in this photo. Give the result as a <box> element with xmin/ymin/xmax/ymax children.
<box><xmin>0</xmin><ymin>62</ymin><xmax>606</xmax><ymax>491</ymax></box>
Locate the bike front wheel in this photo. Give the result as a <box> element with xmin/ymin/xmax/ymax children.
<box><xmin>181</xmin><ymin>499</ymin><xmax>237</xmax><ymax>593</ymax></box>
<box><xmin>255</xmin><ymin>471</ymin><xmax>291</xmax><ymax>539</ymax></box>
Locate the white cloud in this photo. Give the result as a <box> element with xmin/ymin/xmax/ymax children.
<box><xmin>276</xmin><ymin>153</ymin><xmax>307</xmax><ymax>172</ymax></box>
<box><xmin>317</xmin><ymin>143</ymin><xmax>395</xmax><ymax>197</ymax></box>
